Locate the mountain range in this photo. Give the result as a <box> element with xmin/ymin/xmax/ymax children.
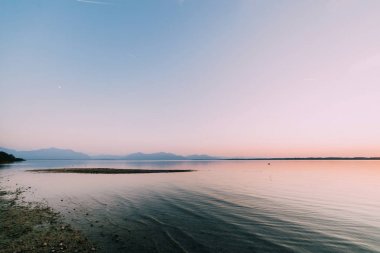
<box><xmin>0</xmin><ymin>147</ymin><xmax>218</xmax><ymax>160</ymax></box>
<box><xmin>3</xmin><ymin>147</ymin><xmax>378</xmax><ymax>161</ymax></box>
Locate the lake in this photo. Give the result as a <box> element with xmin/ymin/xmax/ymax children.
<box><xmin>1</xmin><ymin>160</ymin><xmax>380</xmax><ymax>252</ymax></box>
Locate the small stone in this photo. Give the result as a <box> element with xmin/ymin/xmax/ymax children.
<box><xmin>91</xmin><ymin>248</ymin><xmax>96</xmax><ymax>251</ymax></box>
<box><xmin>43</xmin><ymin>242</ymin><xmax>48</xmax><ymax>246</ymax></box>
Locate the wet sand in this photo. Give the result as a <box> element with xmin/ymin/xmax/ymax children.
<box><xmin>28</xmin><ymin>168</ymin><xmax>194</xmax><ymax>174</ymax></box>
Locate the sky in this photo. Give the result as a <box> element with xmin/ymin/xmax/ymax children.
<box><xmin>1</xmin><ymin>0</ymin><xmax>380</xmax><ymax>157</ymax></box>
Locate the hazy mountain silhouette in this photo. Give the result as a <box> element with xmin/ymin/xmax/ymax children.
<box><xmin>0</xmin><ymin>147</ymin><xmax>90</xmax><ymax>160</ymax></box>
<box><xmin>0</xmin><ymin>147</ymin><xmax>218</xmax><ymax>160</ymax></box>
<box><xmin>186</xmin><ymin>154</ymin><xmax>217</xmax><ymax>160</ymax></box>
<box><xmin>0</xmin><ymin>147</ymin><xmax>379</xmax><ymax>160</ymax></box>
<box><xmin>93</xmin><ymin>152</ymin><xmax>218</xmax><ymax>160</ymax></box>
<box><xmin>124</xmin><ymin>152</ymin><xmax>184</xmax><ymax>160</ymax></box>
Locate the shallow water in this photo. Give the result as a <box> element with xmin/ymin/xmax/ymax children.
<box><xmin>1</xmin><ymin>160</ymin><xmax>380</xmax><ymax>252</ymax></box>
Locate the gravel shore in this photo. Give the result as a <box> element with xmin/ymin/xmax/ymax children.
<box><xmin>0</xmin><ymin>186</ymin><xmax>97</xmax><ymax>253</ymax></box>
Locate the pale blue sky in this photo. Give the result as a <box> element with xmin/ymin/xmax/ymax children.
<box><xmin>1</xmin><ymin>0</ymin><xmax>380</xmax><ymax>157</ymax></box>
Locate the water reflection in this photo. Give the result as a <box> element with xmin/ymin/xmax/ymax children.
<box><xmin>1</xmin><ymin>160</ymin><xmax>380</xmax><ymax>253</ymax></box>
<box><xmin>0</xmin><ymin>164</ymin><xmax>12</xmax><ymax>169</ymax></box>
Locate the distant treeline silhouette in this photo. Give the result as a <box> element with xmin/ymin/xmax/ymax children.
<box><xmin>0</xmin><ymin>151</ymin><xmax>24</xmax><ymax>164</ymax></box>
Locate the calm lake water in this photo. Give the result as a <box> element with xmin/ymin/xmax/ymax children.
<box><xmin>1</xmin><ymin>160</ymin><xmax>380</xmax><ymax>252</ymax></box>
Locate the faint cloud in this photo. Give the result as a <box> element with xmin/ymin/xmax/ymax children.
<box><xmin>127</xmin><ymin>53</ymin><xmax>137</xmax><ymax>59</ymax></box>
<box><xmin>76</xmin><ymin>0</ymin><xmax>112</xmax><ymax>5</ymax></box>
<box><xmin>178</xmin><ymin>0</ymin><xmax>185</xmax><ymax>5</ymax></box>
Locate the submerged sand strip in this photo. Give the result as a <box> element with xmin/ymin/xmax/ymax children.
<box><xmin>28</xmin><ymin>168</ymin><xmax>194</xmax><ymax>174</ymax></box>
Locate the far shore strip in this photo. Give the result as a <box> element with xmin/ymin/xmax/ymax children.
<box><xmin>28</xmin><ymin>168</ymin><xmax>194</xmax><ymax>174</ymax></box>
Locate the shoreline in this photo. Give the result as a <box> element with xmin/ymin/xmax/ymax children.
<box><xmin>0</xmin><ymin>185</ymin><xmax>97</xmax><ymax>253</ymax></box>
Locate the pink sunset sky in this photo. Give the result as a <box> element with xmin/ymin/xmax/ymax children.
<box><xmin>1</xmin><ymin>0</ymin><xmax>380</xmax><ymax>157</ymax></box>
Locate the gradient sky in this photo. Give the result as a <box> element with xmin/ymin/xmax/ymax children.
<box><xmin>1</xmin><ymin>0</ymin><xmax>380</xmax><ymax>157</ymax></box>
